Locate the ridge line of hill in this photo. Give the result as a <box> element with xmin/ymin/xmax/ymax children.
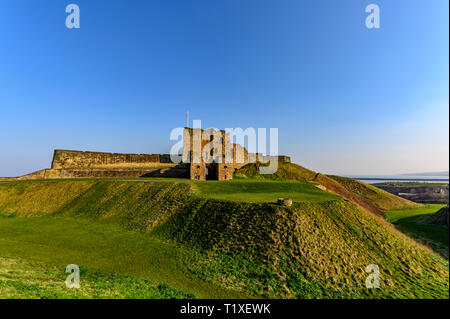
<box><xmin>235</xmin><ymin>162</ymin><xmax>418</xmax><ymax>216</ymax></box>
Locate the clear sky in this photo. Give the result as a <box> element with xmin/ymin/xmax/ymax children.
<box><xmin>0</xmin><ymin>0</ymin><xmax>448</xmax><ymax>176</ymax></box>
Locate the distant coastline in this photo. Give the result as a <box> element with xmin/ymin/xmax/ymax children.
<box><xmin>347</xmin><ymin>175</ymin><xmax>449</xmax><ymax>184</ymax></box>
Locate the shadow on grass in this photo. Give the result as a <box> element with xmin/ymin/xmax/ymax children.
<box><xmin>393</xmin><ymin>214</ymin><xmax>449</xmax><ymax>259</ymax></box>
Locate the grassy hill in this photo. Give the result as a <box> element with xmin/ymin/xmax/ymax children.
<box><xmin>193</xmin><ymin>179</ymin><xmax>340</xmax><ymax>203</ymax></box>
<box><xmin>326</xmin><ymin>175</ymin><xmax>416</xmax><ymax>210</ymax></box>
<box><xmin>236</xmin><ymin>162</ymin><xmax>417</xmax><ymax>215</ymax></box>
<box><xmin>0</xmin><ymin>179</ymin><xmax>448</xmax><ymax>298</ymax></box>
<box><xmin>385</xmin><ymin>204</ymin><xmax>448</xmax><ymax>258</ymax></box>
<box><xmin>416</xmin><ymin>206</ymin><xmax>449</xmax><ymax>227</ymax></box>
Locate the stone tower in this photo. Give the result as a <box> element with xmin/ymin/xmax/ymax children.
<box><xmin>182</xmin><ymin>127</ymin><xmax>249</xmax><ymax>180</ymax></box>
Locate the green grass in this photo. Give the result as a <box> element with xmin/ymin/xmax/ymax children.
<box><xmin>235</xmin><ymin>162</ymin><xmax>416</xmax><ymax>215</ymax></box>
<box><xmin>129</xmin><ymin>196</ymin><xmax>450</xmax><ymax>298</ymax></box>
<box><xmin>0</xmin><ymin>216</ymin><xmax>244</xmax><ymax>298</ymax></box>
<box><xmin>326</xmin><ymin>175</ymin><xmax>416</xmax><ymax>211</ymax></box>
<box><xmin>0</xmin><ymin>212</ymin><xmax>17</xmax><ymax>218</ymax></box>
<box><xmin>385</xmin><ymin>204</ymin><xmax>446</xmax><ymax>223</ymax></box>
<box><xmin>0</xmin><ymin>256</ymin><xmax>196</xmax><ymax>299</ymax></box>
<box><xmin>0</xmin><ymin>179</ymin><xmax>448</xmax><ymax>299</ymax></box>
<box><xmin>384</xmin><ymin>204</ymin><xmax>449</xmax><ymax>257</ymax></box>
<box><xmin>192</xmin><ymin>179</ymin><xmax>340</xmax><ymax>203</ymax></box>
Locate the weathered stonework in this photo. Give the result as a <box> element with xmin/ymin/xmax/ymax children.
<box><xmin>182</xmin><ymin>127</ymin><xmax>249</xmax><ymax>180</ymax></box>
<box><xmin>51</xmin><ymin>150</ymin><xmax>172</xmax><ymax>169</ymax></box>
<box><xmin>277</xmin><ymin>155</ymin><xmax>291</xmax><ymax>163</ymax></box>
<box><xmin>182</xmin><ymin>127</ymin><xmax>290</xmax><ymax>180</ymax></box>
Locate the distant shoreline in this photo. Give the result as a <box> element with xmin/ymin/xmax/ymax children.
<box><xmin>350</xmin><ymin>177</ymin><xmax>449</xmax><ymax>184</ymax></box>
<box><xmin>354</xmin><ymin>177</ymin><xmax>449</xmax><ymax>182</ymax></box>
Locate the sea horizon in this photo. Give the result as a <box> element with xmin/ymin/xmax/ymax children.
<box><xmin>346</xmin><ymin>174</ymin><xmax>449</xmax><ymax>184</ymax></box>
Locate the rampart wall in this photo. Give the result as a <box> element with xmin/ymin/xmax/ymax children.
<box><xmin>51</xmin><ymin>150</ymin><xmax>172</xmax><ymax>169</ymax></box>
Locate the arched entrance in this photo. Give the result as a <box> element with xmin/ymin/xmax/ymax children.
<box><xmin>206</xmin><ymin>163</ymin><xmax>218</xmax><ymax>180</ymax></box>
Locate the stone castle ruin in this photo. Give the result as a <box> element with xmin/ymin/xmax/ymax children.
<box><xmin>1</xmin><ymin>127</ymin><xmax>290</xmax><ymax>181</ymax></box>
<box><xmin>182</xmin><ymin>127</ymin><xmax>290</xmax><ymax>180</ymax></box>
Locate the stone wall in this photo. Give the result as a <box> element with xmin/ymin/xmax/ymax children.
<box><xmin>217</xmin><ymin>163</ymin><xmax>234</xmax><ymax>180</ymax></box>
<box><xmin>51</xmin><ymin>150</ymin><xmax>172</xmax><ymax>169</ymax></box>
<box><xmin>181</xmin><ymin>127</ymin><xmax>291</xmax><ymax>180</ymax></box>
<box><xmin>190</xmin><ymin>163</ymin><xmax>206</xmax><ymax>181</ymax></box>
<box><xmin>182</xmin><ymin>127</ymin><xmax>250</xmax><ymax>180</ymax></box>
<box><xmin>0</xmin><ymin>169</ymin><xmax>48</xmax><ymax>181</ymax></box>
<box><xmin>50</xmin><ymin>168</ymin><xmax>163</xmax><ymax>179</ymax></box>
<box><xmin>277</xmin><ymin>155</ymin><xmax>291</xmax><ymax>163</ymax></box>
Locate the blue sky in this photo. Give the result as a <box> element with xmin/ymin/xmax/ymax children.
<box><xmin>0</xmin><ymin>0</ymin><xmax>448</xmax><ymax>176</ymax></box>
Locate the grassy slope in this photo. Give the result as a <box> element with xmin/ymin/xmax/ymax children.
<box><xmin>236</xmin><ymin>162</ymin><xmax>417</xmax><ymax>215</ymax></box>
<box><xmin>236</xmin><ymin>163</ymin><xmax>446</xmax><ymax>260</ymax></box>
<box><xmin>193</xmin><ymin>179</ymin><xmax>340</xmax><ymax>203</ymax></box>
<box><xmin>385</xmin><ymin>204</ymin><xmax>448</xmax><ymax>258</ymax></box>
<box><xmin>0</xmin><ymin>179</ymin><xmax>448</xmax><ymax>299</ymax></box>
<box><xmin>416</xmin><ymin>206</ymin><xmax>449</xmax><ymax>227</ymax></box>
<box><xmin>326</xmin><ymin>175</ymin><xmax>416</xmax><ymax>211</ymax></box>
<box><xmin>385</xmin><ymin>204</ymin><xmax>446</xmax><ymax>223</ymax></box>
<box><xmin>0</xmin><ymin>216</ymin><xmax>240</xmax><ymax>298</ymax></box>
<box><xmin>0</xmin><ymin>256</ymin><xmax>196</xmax><ymax>299</ymax></box>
